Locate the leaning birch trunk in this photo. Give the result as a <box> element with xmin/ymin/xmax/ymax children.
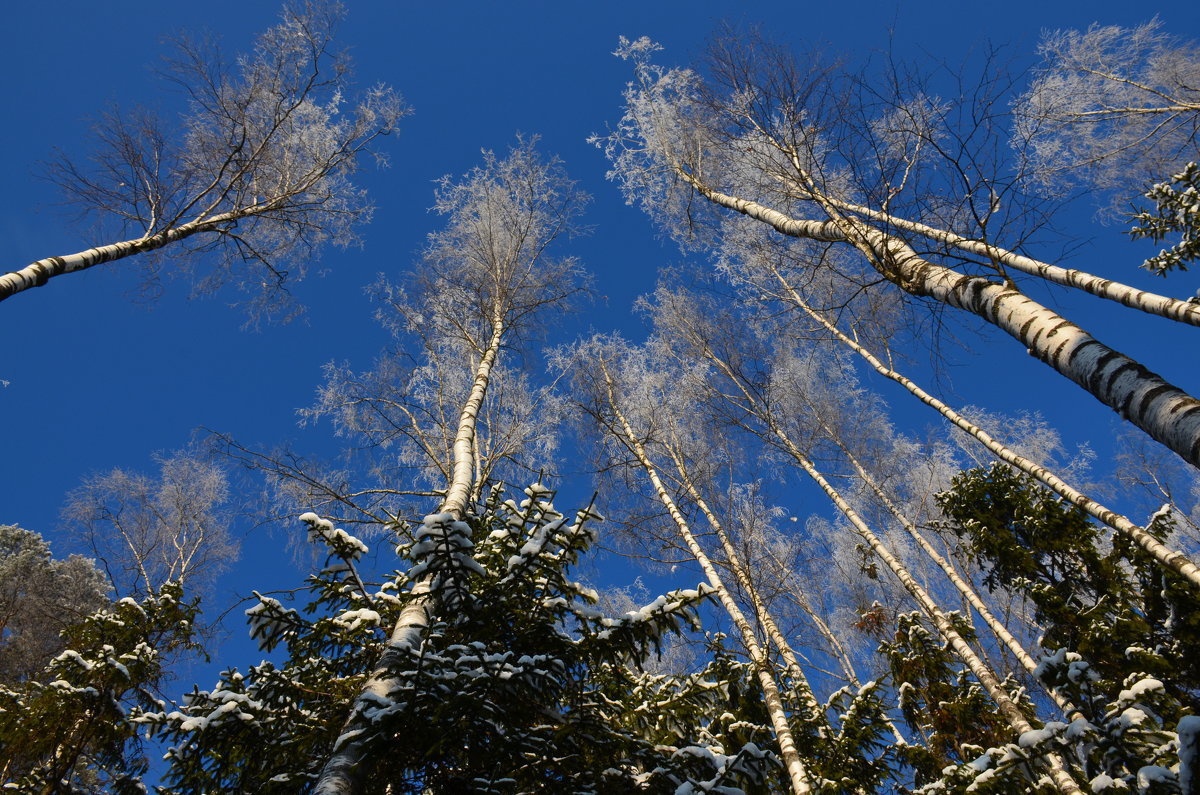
<box><xmin>685</xmin><ymin>176</ymin><xmax>1200</xmax><ymax>472</ymax></box>
<box><xmin>758</xmin><ymin>545</ymin><xmax>907</xmax><ymax>749</ymax></box>
<box><xmin>691</xmin><ymin>341</ymin><xmax>1082</xmax><ymax>791</ymax></box>
<box><xmin>0</xmin><ymin>213</ymin><xmax>242</xmax><ymax>301</ymax></box>
<box><xmin>767</xmin><ymin>428</ymin><xmax>1085</xmax><ymax>795</ymax></box>
<box><xmin>314</xmin><ymin>320</ymin><xmax>504</xmax><ymax>795</ymax></box>
<box><xmin>771</xmin><ymin>278</ymin><xmax>1200</xmax><ymax>589</ymax></box>
<box><xmin>661</xmin><ymin>440</ymin><xmax>822</xmax><ymax>717</ymax></box>
<box><xmin>665</xmin><ymin>447</ymin><xmax>912</xmax><ymax>749</ymax></box>
<box><xmin>780</xmin><ymin>185</ymin><xmax>1200</xmax><ymax>327</ymax></box>
<box><xmin>829</xmin><ymin>433</ymin><xmax>1079</xmax><ymax>720</ymax></box>
<box><xmin>600</xmin><ymin>364</ymin><xmax>816</xmax><ymax>795</ymax></box>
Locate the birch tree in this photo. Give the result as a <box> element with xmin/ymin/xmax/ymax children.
<box><xmin>2</xmin><ymin>2</ymin><xmax>404</xmax><ymax>322</ymax></box>
<box><xmin>300</xmin><ymin>282</ymin><xmax>570</xmax><ymax>524</ymax></box>
<box><xmin>61</xmin><ymin>449</ymin><xmax>238</xmax><ymax>599</ymax></box>
<box><xmin>638</xmin><ymin>282</ymin><xmax>1098</xmax><ymax>791</ymax></box>
<box><xmin>570</xmin><ymin>337</ymin><xmax>821</xmax><ymax>795</ymax></box>
<box><xmin>598</xmin><ymin>34</ymin><xmax>1200</xmax><ymax>471</ymax></box>
<box><xmin>312</xmin><ymin>139</ymin><xmax>588</xmax><ymax>794</ymax></box>
<box><xmin>570</xmin><ymin>335</ymin><xmax>909</xmax><ymax>794</ymax></box>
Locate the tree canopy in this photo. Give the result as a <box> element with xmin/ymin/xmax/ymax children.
<box><xmin>2</xmin><ymin>4</ymin><xmax>1199</xmax><ymax>794</ymax></box>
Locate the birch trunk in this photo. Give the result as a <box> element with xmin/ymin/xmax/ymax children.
<box><xmin>768</xmin><ymin>430</ymin><xmax>1085</xmax><ymax>795</ymax></box>
<box><xmin>0</xmin><ymin>215</ymin><xmax>239</xmax><ymax>301</ymax></box>
<box><xmin>784</xmin><ymin>187</ymin><xmax>1200</xmax><ymax>326</ymax></box>
<box><xmin>831</xmin><ymin>434</ymin><xmax>1080</xmax><ymax>719</ymax></box>
<box><xmin>685</xmin><ymin>176</ymin><xmax>1200</xmax><ymax>472</ymax></box>
<box><xmin>771</xmin><ymin>279</ymin><xmax>1200</xmax><ymax>588</ymax></box>
<box><xmin>661</xmin><ymin>440</ymin><xmax>822</xmax><ymax>717</ymax></box>
<box><xmin>690</xmin><ymin>339</ymin><xmax>1083</xmax><ymax>790</ymax></box>
<box><xmin>668</xmin><ymin>451</ymin><xmax>912</xmax><ymax>748</ymax></box>
<box><xmin>600</xmin><ymin>363</ymin><xmax>816</xmax><ymax>795</ymax></box>
<box><xmin>756</xmin><ymin>542</ymin><xmax>910</xmax><ymax>746</ymax></box>
<box><xmin>314</xmin><ymin>320</ymin><xmax>504</xmax><ymax>795</ymax></box>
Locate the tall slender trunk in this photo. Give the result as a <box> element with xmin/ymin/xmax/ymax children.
<box><xmin>692</xmin><ymin>340</ymin><xmax>1083</xmax><ymax>792</ymax></box>
<box><xmin>663</xmin><ymin>443</ymin><xmax>911</xmax><ymax>749</ymax></box>
<box><xmin>686</xmin><ymin>176</ymin><xmax>1200</xmax><ymax>472</ymax></box>
<box><xmin>829</xmin><ymin>433</ymin><xmax>1079</xmax><ymax>719</ymax></box>
<box><xmin>770</xmin><ymin>279</ymin><xmax>1200</xmax><ymax>588</ymax></box>
<box><xmin>781</xmin><ymin>184</ymin><xmax>1200</xmax><ymax>326</ymax></box>
<box><xmin>770</xmin><ymin>431</ymin><xmax>1085</xmax><ymax>795</ymax></box>
<box><xmin>599</xmin><ymin>362</ymin><xmax>816</xmax><ymax>795</ymax></box>
<box><xmin>315</xmin><ymin>320</ymin><xmax>505</xmax><ymax>795</ymax></box>
<box><xmin>660</xmin><ymin>438</ymin><xmax>822</xmax><ymax>717</ymax></box>
<box><xmin>0</xmin><ymin>215</ymin><xmax>235</xmax><ymax>301</ymax></box>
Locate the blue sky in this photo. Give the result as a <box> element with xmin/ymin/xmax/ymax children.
<box><xmin>2</xmin><ymin>0</ymin><xmax>1199</xmax><ymax>683</ymax></box>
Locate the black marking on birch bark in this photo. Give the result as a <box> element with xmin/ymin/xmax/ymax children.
<box><xmin>1042</xmin><ymin>319</ymin><xmax>1074</xmax><ymax>339</ymax></box>
<box><xmin>1134</xmin><ymin>383</ymin><xmax>1177</xmax><ymax>421</ymax></box>
<box><xmin>1166</xmin><ymin>403</ymin><xmax>1200</xmax><ymax>462</ymax></box>
<box><xmin>951</xmin><ymin>275</ymin><xmax>993</xmax><ymax>317</ymax></box>
<box><xmin>1018</xmin><ymin>312</ymin><xmax>1041</xmax><ymax>343</ymax></box>
<box><xmin>1026</xmin><ymin>313</ymin><xmax>1068</xmax><ymax>354</ymax></box>
<box><xmin>37</xmin><ymin>260</ymin><xmax>61</xmax><ymax>287</ymax></box>
<box><xmin>1168</xmin><ymin>400</ymin><xmax>1200</xmax><ymax>419</ymax></box>
<box><xmin>1046</xmin><ymin>333</ymin><xmax>1076</xmax><ymax>367</ymax></box>
<box><xmin>1096</xmin><ymin>354</ymin><xmax>1136</xmax><ymax>396</ymax></box>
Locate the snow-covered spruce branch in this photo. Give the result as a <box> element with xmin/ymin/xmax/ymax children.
<box><xmin>301</xmin><ymin>512</ymin><xmax>375</xmax><ymax>606</ymax></box>
<box><xmin>313</xmin><ymin>324</ymin><xmax>501</xmax><ymax>795</ymax></box>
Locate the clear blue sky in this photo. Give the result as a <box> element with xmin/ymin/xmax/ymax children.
<box><xmin>2</xmin><ymin>0</ymin><xmax>1198</xmax><ymax>677</ymax></box>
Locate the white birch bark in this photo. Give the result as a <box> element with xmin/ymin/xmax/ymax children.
<box><xmin>667</xmin><ymin>449</ymin><xmax>912</xmax><ymax>748</ymax></box>
<box><xmin>767</xmin><ymin>428</ymin><xmax>1085</xmax><ymax>795</ymax></box>
<box><xmin>785</xmin><ymin>188</ymin><xmax>1200</xmax><ymax>326</ymax></box>
<box><xmin>314</xmin><ymin>321</ymin><xmax>504</xmax><ymax>795</ymax></box>
<box><xmin>685</xmin><ymin>176</ymin><xmax>1200</xmax><ymax>472</ymax></box>
<box><xmin>770</xmin><ymin>278</ymin><xmax>1200</xmax><ymax>588</ymax></box>
<box><xmin>661</xmin><ymin>440</ymin><xmax>823</xmax><ymax>717</ymax></box>
<box><xmin>600</xmin><ymin>363</ymin><xmax>816</xmax><ymax>795</ymax></box>
<box><xmin>689</xmin><ymin>338</ymin><xmax>1083</xmax><ymax>789</ymax></box>
<box><xmin>831</xmin><ymin>435</ymin><xmax>1080</xmax><ymax>720</ymax></box>
<box><xmin>0</xmin><ymin>216</ymin><xmax>235</xmax><ymax>302</ymax></box>
<box><xmin>685</xmin><ymin>169</ymin><xmax>1200</xmax><ymax>467</ymax></box>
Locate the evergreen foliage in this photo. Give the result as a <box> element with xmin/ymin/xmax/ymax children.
<box><xmin>0</xmin><ymin>525</ymin><xmax>110</xmax><ymax>685</ymax></box>
<box><xmin>879</xmin><ymin>611</ymin><xmax>1025</xmax><ymax>789</ymax></box>
<box><xmin>1131</xmin><ymin>162</ymin><xmax>1200</xmax><ymax>276</ymax></box>
<box><xmin>0</xmin><ymin>583</ymin><xmax>199</xmax><ymax>792</ymax></box>
<box><xmin>933</xmin><ymin>465</ymin><xmax>1200</xmax><ymax>793</ymax></box>
<box><xmin>139</xmin><ymin>484</ymin><xmax>785</xmax><ymax>793</ymax></box>
<box><xmin>6</xmin><ymin>10</ymin><xmax>1200</xmax><ymax>794</ymax></box>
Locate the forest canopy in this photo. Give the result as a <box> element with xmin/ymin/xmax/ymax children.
<box><xmin>1</xmin><ymin>3</ymin><xmax>1199</xmax><ymax>793</ymax></box>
